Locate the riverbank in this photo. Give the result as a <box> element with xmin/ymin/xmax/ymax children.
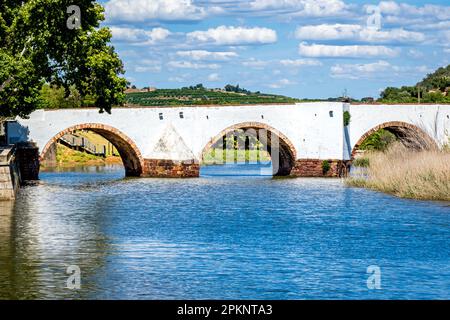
<box><xmin>347</xmin><ymin>143</ymin><xmax>450</xmax><ymax>201</ymax></box>
<box><xmin>41</xmin><ymin>144</ymin><xmax>122</xmax><ymax>169</ymax></box>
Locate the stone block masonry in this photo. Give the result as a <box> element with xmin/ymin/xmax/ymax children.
<box><xmin>143</xmin><ymin>159</ymin><xmax>200</xmax><ymax>178</ymax></box>
<box><xmin>0</xmin><ymin>147</ymin><xmax>20</xmax><ymax>200</ymax></box>
<box><xmin>291</xmin><ymin>159</ymin><xmax>350</xmax><ymax>178</ymax></box>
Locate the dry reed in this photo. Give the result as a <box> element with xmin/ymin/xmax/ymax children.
<box><xmin>347</xmin><ymin>142</ymin><xmax>450</xmax><ymax>201</ymax></box>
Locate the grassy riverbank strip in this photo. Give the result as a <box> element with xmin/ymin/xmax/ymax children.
<box><xmin>347</xmin><ymin>144</ymin><xmax>450</xmax><ymax>201</ymax></box>
<box><xmin>41</xmin><ymin>144</ymin><xmax>122</xmax><ymax>168</ymax></box>
<box><xmin>202</xmin><ymin>148</ymin><xmax>271</xmax><ymax>165</ymax></box>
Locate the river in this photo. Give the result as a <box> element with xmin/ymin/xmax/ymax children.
<box><xmin>0</xmin><ymin>164</ymin><xmax>449</xmax><ymax>299</ymax></box>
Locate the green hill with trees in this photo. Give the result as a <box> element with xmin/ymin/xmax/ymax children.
<box><xmin>379</xmin><ymin>65</ymin><xmax>450</xmax><ymax>103</ymax></box>
<box><xmin>125</xmin><ymin>84</ymin><xmax>300</xmax><ymax>107</ymax></box>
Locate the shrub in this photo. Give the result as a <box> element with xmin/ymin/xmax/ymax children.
<box><xmin>343</xmin><ymin>111</ymin><xmax>351</xmax><ymax>126</ymax></box>
<box><xmin>322</xmin><ymin>160</ymin><xmax>331</xmax><ymax>174</ymax></box>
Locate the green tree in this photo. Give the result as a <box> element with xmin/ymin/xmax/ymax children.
<box><xmin>0</xmin><ymin>0</ymin><xmax>127</xmax><ymax>119</ymax></box>
<box><xmin>360</xmin><ymin>129</ymin><xmax>397</xmax><ymax>151</ymax></box>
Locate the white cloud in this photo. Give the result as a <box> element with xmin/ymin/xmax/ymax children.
<box><xmin>132</xmin><ymin>59</ymin><xmax>162</xmax><ymax>73</ymax></box>
<box><xmin>167</xmin><ymin>61</ymin><xmax>221</xmax><ymax>69</ymax></box>
<box><xmin>279</xmin><ymin>59</ymin><xmax>322</xmax><ymax>67</ymax></box>
<box><xmin>377</xmin><ymin>1</ymin><xmax>450</xmax><ymax>20</ymax></box>
<box><xmin>331</xmin><ymin>61</ymin><xmax>431</xmax><ymax>79</ymax></box>
<box><xmin>169</xmin><ymin>74</ymin><xmax>190</xmax><ymax>83</ymax></box>
<box><xmin>105</xmin><ymin>0</ymin><xmax>214</xmax><ymax>22</ymax></box>
<box><xmin>268</xmin><ymin>78</ymin><xmax>297</xmax><ymax>89</ymax></box>
<box><xmin>207</xmin><ymin>73</ymin><xmax>221</xmax><ymax>81</ymax></box>
<box><xmin>242</xmin><ymin>58</ymin><xmax>270</xmax><ymax>69</ymax></box>
<box><xmin>110</xmin><ymin>27</ymin><xmax>171</xmax><ymax>45</ymax></box>
<box><xmin>176</xmin><ymin>50</ymin><xmax>238</xmax><ymax>61</ymax></box>
<box><xmin>358</xmin><ymin>28</ymin><xmax>425</xmax><ymax>43</ymax></box>
<box><xmin>408</xmin><ymin>49</ymin><xmax>424</xmax><ymax>59</ymax></box>
<box><xmin>331</xmin><ymin>61</ymin><xmax>391</xmax><ymax>79</ymax></box>
<box><xmin>295</xmin><ymin>24</ymin><xmax>425</xmax><ymax>43</ymax></box>
<box><xmin>187</xmin><ymin>26</ymin><xmax>277</xmax><ymax>45</ymax></box>
<box><xmin>298</xmin><ymin>42</ymin><xmax>400</xmax><ymax>58</ymax></box>
<box><xmin>296</xmin><ymin>24</ymin><xmax>360</xmax><ymax>40</ymax></box>
<box><xmin>249</xmin><ymin>0</ymin><xmax>349</xmax><ymax>17</ymax></box>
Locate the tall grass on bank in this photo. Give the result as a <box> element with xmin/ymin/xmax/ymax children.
<box><xmin>347</xmin><ymin>143</ymin><xmax>450</xmax><ymax>201</ymax></box>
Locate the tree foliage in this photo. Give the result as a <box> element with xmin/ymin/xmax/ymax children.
<box><xmin>0</xmin><ymin>0</ymin><xmax>127</xmax><ymax>118</ymax></box>
<box><xmin>378</xmin><ymin>65</ymin><xmax>450</xmax><ymax>103</ymax></box>
<box><xmin>360</xmin><ymin>129</ymin><xmax>397</xmax><ymax>151</ymax></box>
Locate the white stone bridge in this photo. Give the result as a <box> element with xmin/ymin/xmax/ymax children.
<box><xmin>7</xmin><ymin>102</ymin><xmax>450</xmax><ymax>178</ymax></box>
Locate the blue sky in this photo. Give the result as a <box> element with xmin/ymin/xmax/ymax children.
<box><xmin>99</xmin><ymin>0</ymin><xmax>450</xmax><ymax>99</ymax></box>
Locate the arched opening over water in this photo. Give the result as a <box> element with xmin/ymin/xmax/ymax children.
<box><xmin>40</xmin><ymin>124</ymin><xmax>144</xmax><ymax>177</ymax></box>
<box><xmin>201</xmin><ymin>122</ymin><xmax>297</xmax><ymax>176</ymax></box>
<box><xmin>352</xmin><ymin>121</ymin><xmax>438</xmax><ymax>158</ymax></box>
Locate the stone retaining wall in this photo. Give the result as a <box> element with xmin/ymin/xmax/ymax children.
<box><xmin>0</xmin><ymin>147</ymin><xmax>20</xmax><ymax>201</ymax></box>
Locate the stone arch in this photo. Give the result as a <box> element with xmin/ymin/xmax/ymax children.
<box><xmin>40</xmin><ymin>123</ymin><xmax>145</xmax><ymax>177</ymax></box>
<box><xmin>202</xmin><ymin>122</ymin><xmax>297</xmax><ymax>176</ymax></box>
<box><xmin>352</xmin><ymin>121</ymin><xmax>438</xmax><ymax>158</ymax></box>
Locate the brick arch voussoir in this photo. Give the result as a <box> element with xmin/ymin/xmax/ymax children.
<box><xmin>351</xmin><ymin>121</ymin><xmax>438</xmax><ymax>158</ymax></box>
<box><xmin>40</xmin><ymin>123</ymin><xmax>145</xmax><ymax>175</ymax></box>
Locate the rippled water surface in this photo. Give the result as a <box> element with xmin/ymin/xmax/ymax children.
<box><xmin>0</xmin><ymin>164</ymin><xmax>449</xmax><ymax>299</ymax></box>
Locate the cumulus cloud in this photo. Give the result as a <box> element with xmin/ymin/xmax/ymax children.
<box><xmin>295</xmin><ymin>24</ymin><xmax>425</xmax><ymax>43</ymax></box>
<box><xmin>167</xmin><ymin>61</ymin><xmax>221</xmax><ymax>69</ymax></box>
<box><xmin>105</xmin><ymin>0</ymin><xmax>220</xmax><ymax>22</ymax></box>
<box><xmin>331</xmin><ymin>60</ymin><xmax>431</xmax><ymax>79</ymax></box>
<box><xmin>331</xmin><ymin>61</ymin><xmax>391</xmax><ymax>79</ymax></box>
<box><xmin>377</xmin><ymin>1</ymin><xmax>450</xmax><ymax>20</ymax></box>
<box><xmin>187</xmin><ymin>26</ymin><xmax>277</xmax><ymax>45</ymax></box>
<box><xmin>279</xmin><ymin>59</ymin><xmax>322</xmax><ymax>67</ymax></box>
<box><xmin>298</xmin><ymin>42</ymin><xmax>400</xmax><ymax>58</ymax></box>
<box><xmin>110</xmin><ymin>27</ymin><xmax>171</xmax><ymax>45</ymax></box>
<box><xmin>176</xmin><ymin>50</ymin><xmax>238</xmax><ymax>61</ymax></box>
<box><xmin>268</xmin><ymin>78</ymin><xmax>297</xmax><ymax>89</ymax></box>
<box><xmin>242</xmin><ymin>58</ymin><xmax>270</xmax><ymax>69</ymax></box>
<box><xmin>207</xmin><ymin>73</ymin><xmax>221</xmax><ymax>81</ymax></box>
<box><xmin>296</xmin><ymin>24</ymin><xmax>360</xmax><ymax>40</ymax></box>
<box><xmin>249</xmin><ymin>0</ymin><xmax>349</xmax><ymax>17</ymax></box>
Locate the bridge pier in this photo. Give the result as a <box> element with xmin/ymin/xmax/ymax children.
<box><xmin>291</xmin><ymin>159</ymin><xmax>350</xmax><ymax>178</ymax></box>
<box><xmin>142</xmin><ymin>159</ymin><xmax>199</xmax><ymax>178</ymax></box>
<box><xmin>16</xmin><ymin>142</ymin><xmax>40</xmax><ymax>181</ymax></box>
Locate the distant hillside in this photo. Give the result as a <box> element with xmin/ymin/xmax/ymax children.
<box><xmin>379</xmin><ymin>65</ymin><xmax>450</xmax><ymax>103</ymax></box>
<box><xmin>125</xmin><ymin>84</ymin><xmax>300</xmax><ymax>107</ymax></box>
<box><xmin>418</xmin><ymin>65</ymin><xmax>450</xmax><ymax>91</ymax></box>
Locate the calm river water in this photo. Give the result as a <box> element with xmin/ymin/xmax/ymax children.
<box><xmin>0</xmin><ymin>164</ymin><xmax>449</xmax><ymax>299</ymax></box>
